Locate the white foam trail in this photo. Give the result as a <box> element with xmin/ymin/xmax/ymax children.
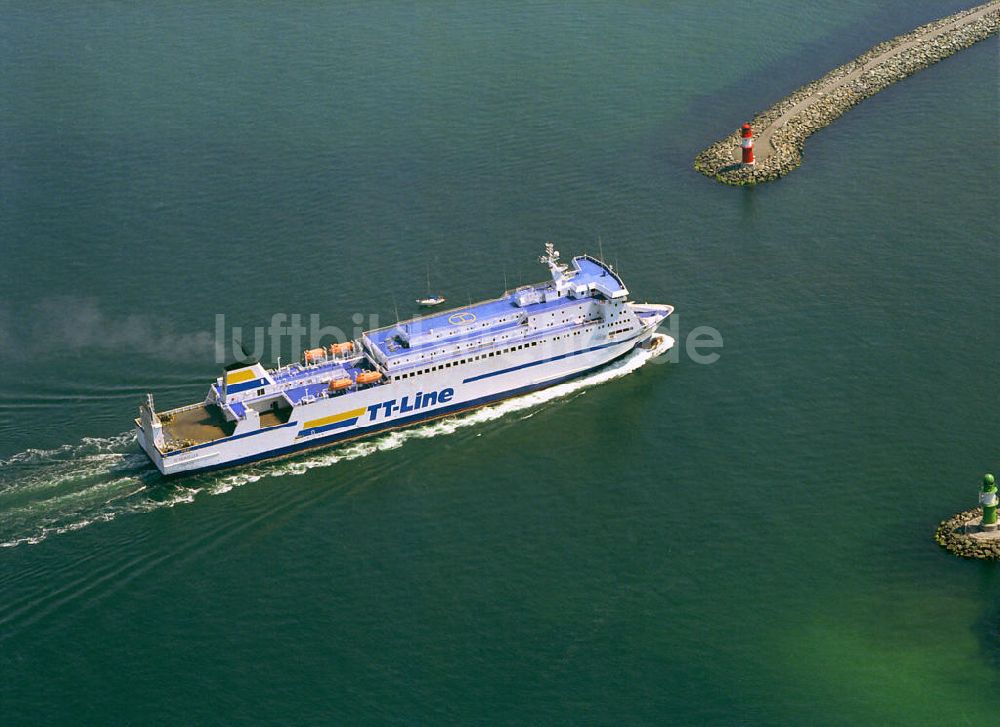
<box><xmin>0</xmin><ymin>431</ymin><xmax>136</xmax><ymax>469</ymax></box>
<box><xmin>0</xmin><ymin>431</ymin><xmax>162</xmax><ymax>548</ymax></box>
<box><xmin>0</xmin><ymin>335</ymin><xmax>671</xmax><ymax>546</ymax></box>
<box><xmin>0</xmin><ymin>432</ymin><xmax>141</xmax><ymax>501</ymax></box>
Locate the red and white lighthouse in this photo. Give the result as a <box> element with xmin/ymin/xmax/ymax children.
<box><xmin>740</xmin><ymin>123</ymin><xmax>755</xmax><ymax>166</ymax></box>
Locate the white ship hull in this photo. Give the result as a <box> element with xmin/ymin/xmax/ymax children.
<box><xmin>137</xmin><ymin>326</ymin><xmax>671</xmax><ymax>476</ymax></box>
<box><xmin>136</xmin><ymin>248</ymin><xmax>674</xmax><ymax>476</ymax></box>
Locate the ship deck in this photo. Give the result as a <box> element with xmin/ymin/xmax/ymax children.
<box><xmin>212</xmin><ymin>358</ymin><xmax>375</xmax><ymax>407</ymax></box>
<box><xmin>364</xmin><ymin>256</ymin><xmax>627</xmax><ymax>364</ymax></box>
<box><xmin>160</xmin><ymin>405</ymin><xmax>234</xmax><ymax>448</ymax></box>
<box><xmin>159</xmin><ymin>404</ymin><xmax>291</xmax><ymax>449</ymax></box>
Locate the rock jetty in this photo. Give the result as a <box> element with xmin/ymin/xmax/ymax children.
<box><xmin>935</xmin><ymin>507</ymin><xmax>1000</xmax><ymax>560</ymax></box>
<box><xmin>695</xmin><ymin>2</ymin><xmax>1000</xmax><ymax>185</ymax></box>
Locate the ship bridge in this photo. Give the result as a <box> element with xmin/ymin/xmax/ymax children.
<box><xmin>553</xmin><ymin>254</ymin><xmax>627</xmax><ymax>300</ymax></box>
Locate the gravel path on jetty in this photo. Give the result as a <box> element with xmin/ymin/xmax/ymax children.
<box><xmin>695</xmin><ymin>1</ymin><xmax>1000</xmax><ymax>185</ymax></box>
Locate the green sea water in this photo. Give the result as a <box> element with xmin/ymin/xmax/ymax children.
<box><xmin>1</xmin><ymin>2</ymin><xmax>997</xmax><ymax>723</ymax></box>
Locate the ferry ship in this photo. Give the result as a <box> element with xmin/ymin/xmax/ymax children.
<box><xmin>136</xmin><ymin>244</ymin><xmax>674</xmax><ymax>476</ymax></box>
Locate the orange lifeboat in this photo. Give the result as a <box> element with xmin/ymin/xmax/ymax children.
<box><xmin>328</xmin><ymin>377</ymin><xmax>352</xmax><ymax>391</ymax></box>
<box><xmin>304</xmin><ymin>347</ymin><xmax>326</xmax><ymax>364</ymax></box>
<box><xmin>328</xmin><ymin>341</ymin><xmax>354</xmax><ymax>356</ymax></box>
<box><xmin>355</xmin><ymin>371</ymin><xmax>383</xmax><ymax>386</ymax></box>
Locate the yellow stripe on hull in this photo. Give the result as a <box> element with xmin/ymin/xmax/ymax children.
<box><xmin>303</xmin><ymin>407</ymin><xmax>368</xmax><ymax>430</ymax></box>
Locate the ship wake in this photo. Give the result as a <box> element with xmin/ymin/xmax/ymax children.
<box><xmin>0</xmin><ymin>335</ymin><xmax>671</xmax><ymax>548</ymax></box>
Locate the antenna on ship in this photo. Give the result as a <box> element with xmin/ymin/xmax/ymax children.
<box><xmin>540</xmin><ymin>241</ymin><xmax>567</xmax><ymax>272</ymax></box>
<box><xmin>598</xmin><ymin>235</ymin><xmax>605</xmax><ymax>263</ymax></box>
<box><xmin>392</xmin><ymin>294</ymin><xmax>400</xmax><ymax>324</ymax></box>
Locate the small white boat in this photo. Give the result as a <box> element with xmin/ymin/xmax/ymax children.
<box><xmin>416</xmin><ymin>295</ymin><xmax>446</xmax><ymax>307</ymax></box>
<box><xmin>417</xmin><ymin>266</ymin><xmax>445</xmax><ymax>306</ymax></box>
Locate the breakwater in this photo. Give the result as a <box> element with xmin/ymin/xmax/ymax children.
<box><xmin>695</xmin><ymin>2</ymin><xmax>1000</xmax><ymax>185</ymax></box>
<box><xmin>935</xmin><ymin>508</ymin><xmax>1000</xmax><ymax>560</ymax></box>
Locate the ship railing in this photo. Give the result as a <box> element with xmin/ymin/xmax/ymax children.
<box><xmin>158</xmin><ymin>400</ymin><xmax>212</xmax><ymax>420</ymax></box>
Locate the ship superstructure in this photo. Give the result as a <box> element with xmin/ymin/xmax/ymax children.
<box><xmin>136</xmin><ymin>245</ymin><xmax>674</xmax><ymax>475</ymax></box>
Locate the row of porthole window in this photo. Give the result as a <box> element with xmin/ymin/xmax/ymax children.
<box><xmin>394</xmin><ymin>330</ymin><xmax>523</xmax><ymax>367</ymax></box>
<box><xmin>393</xmin><ymin>340</ymin><xmax>543</xmax><ymax>380</ymax></box>
<box><xmin>393</xmin><ymin>343</ymin><xmax>536</xmax><ymax>379</ymax></box>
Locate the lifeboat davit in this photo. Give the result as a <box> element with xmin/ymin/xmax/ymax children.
<box><xmin>355</xmin><ymin>371</ymin><xmax>383</xmax><ymax>386</ymax></box>
<box><xmin>328</xmin><ymin>341</ymin><xmax>354</xmax><ymax>356</ymax></box>
<box><xmin>328</xmin><ymin>377</ymin><xmax>352</xmax><ymax>391</ymax></box>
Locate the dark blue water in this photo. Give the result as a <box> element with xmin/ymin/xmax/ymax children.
<box><xmin>1</xmin><ymin>2</ymin><xmax>997</xmax><ymax>723</ymax></box>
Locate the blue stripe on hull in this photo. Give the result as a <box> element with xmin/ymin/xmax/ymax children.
<box><xmin>159</xmin><ymin>337</ymin><xmax>646</xmax><ymax>477</ymax></box>
<box><xmin>225</xmin><ymin>378</ymin><xmax>268</xmax><ymax>394</ymax></box>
